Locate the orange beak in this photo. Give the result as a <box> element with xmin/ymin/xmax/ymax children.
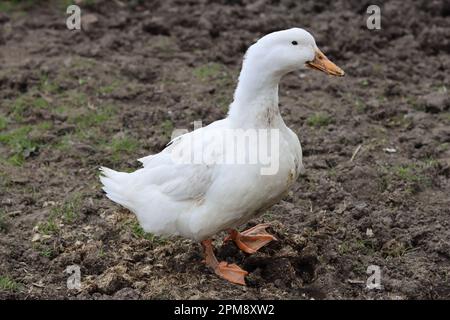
<box><xmin>306</xmin><ymin>48</ymin><xmax>345</xmax><ymax>77</ymax></box>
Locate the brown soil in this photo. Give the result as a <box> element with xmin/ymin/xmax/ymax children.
<box><xmin>0</xmin><ymin>0</ymin><xmax>449</xmax><ymax>299</ymax></box>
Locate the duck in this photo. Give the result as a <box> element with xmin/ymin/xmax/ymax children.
<box><xmin>100</xmin><ymin>27</ymin><xmax>344</xmax><ymax>286</ymax></box>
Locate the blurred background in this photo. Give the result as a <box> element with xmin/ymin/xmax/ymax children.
<box><xmin>0</xmin><ymin>0</ymin><xmax>449</xmax><ymax>299</ymax></box>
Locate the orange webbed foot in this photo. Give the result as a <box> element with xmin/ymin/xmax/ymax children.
<box><xmin>201</xmin><ymin>239</ymin><xmax>248</xmax><ymax>285</ymax></box>
<box><xmin>214</xmin><ymin>262</ymin><xmax>248</xmax><ymax>286</ymax></box>
<box><xmin>224</xmin><ymin>223</ymin><xmax>277</xmax><ymax>254</ymax></box>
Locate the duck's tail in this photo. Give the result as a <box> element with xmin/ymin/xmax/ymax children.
<box><xmin>99</xmin><ymin>167</ymin><xmax>135</xmax><ymax>211</ymax></box>
<box><xmin>99</xmin><ymin>166</ymin><xmax>188</xmax><ymax>237</ymax></box>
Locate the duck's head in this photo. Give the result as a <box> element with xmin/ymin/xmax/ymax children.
<box><xmin>245</xmin><ymin>28</ymin><xmax>345</xmax><ymax>78</ymax></box>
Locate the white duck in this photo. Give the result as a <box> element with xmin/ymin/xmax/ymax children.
<box><xmin>100</xmin><ymin>28</ymin><xmax>344</xmax><ymax>285</ymax></box>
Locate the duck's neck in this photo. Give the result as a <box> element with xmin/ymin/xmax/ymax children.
<box><xmin>227</xmin><ymin>63</ymin><xmax>284</xmax><ymax>129</ymax></box>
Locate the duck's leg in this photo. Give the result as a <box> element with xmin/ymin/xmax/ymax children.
<box><xmin>201</xmin><ymin>239</ymin><xmax>248</xmax><ymax>285</ymax></box>
<box><xmin>224</xmin><ymin>223</ymin><xmax>277</xmax><ymax>254</ymax></box>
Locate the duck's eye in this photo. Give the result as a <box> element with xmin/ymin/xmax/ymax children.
<box><xmin>291</xmin><ymin>41</ymin><xmax>298</xmax><ymax>45</ymax></box>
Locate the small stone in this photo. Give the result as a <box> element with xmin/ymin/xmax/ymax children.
<box><xmin>43</xmin><ymin>201</ymin><xmax>56</xmax><ymax>208</ymax></box>
<box><xmin>420</xmin><ymin>92</ymin><xmax>449</xmax><ymax>114</ymax></box>
<box><xmin>82</xmin><ymin>14</ymin><xmax>99</xmax><ymax>31</ymax></box>
<box><xmin>32</xmin><ymin>234</ymin><xmax>41</xmax><ymax>242</ymax></box>
<box><xmin>383</xmin><ymin>147</ymin><xmax>397</xmax><ymax>153</ymax></box>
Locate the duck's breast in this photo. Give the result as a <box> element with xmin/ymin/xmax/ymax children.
<box><xmin>185</xmin><ymin>128</ymin><xmax>302</xmax><ymax>240</ymax></box>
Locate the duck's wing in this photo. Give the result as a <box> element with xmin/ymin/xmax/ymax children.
<box><xmin>136</xmin><ymin>119</ymin><xmax>228</xmax><ymax>200</ymax></box>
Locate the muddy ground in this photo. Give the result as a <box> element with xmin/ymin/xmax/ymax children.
<box><xmin>0</xmin><ymin>0</ymin><xmax>449</xmax><ymax>299</ymax></box>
